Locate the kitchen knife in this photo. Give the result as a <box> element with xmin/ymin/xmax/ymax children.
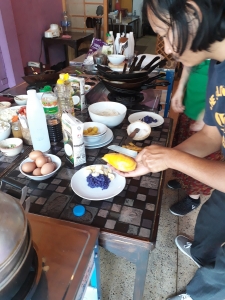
<box><xmin>124</xmin><ymin>128</ymin><xmax>140</xmax><ymax>145</ymax></box>
<box><xmin>107</xmin><ymin>145</ymin><xmax>137</xmax><ymax>157</ymax></box>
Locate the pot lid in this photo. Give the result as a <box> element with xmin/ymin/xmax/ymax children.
<box><xmin>0</xmin><ymin>191</ymin><xmax>27</xmax><ymax>266</ymax></box>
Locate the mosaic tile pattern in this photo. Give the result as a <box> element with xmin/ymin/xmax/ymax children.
<box><xmin>2</xmin><ymin>109</ymin><xmax>172</xmax><ymax>242</ymax></box>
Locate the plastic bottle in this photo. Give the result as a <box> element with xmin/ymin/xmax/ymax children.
<box><xmin>55</xmin><ymin>73</ymin><xmax>75</xmax><ymax>116</ymax></box>
<box><xmin>128</xmin><ymin>32</ymin><xmax>135</xmax><ymax>57</ymax></box>
<box><xmin>115</xmin><ymin>0</ymin><xmax>121</xmax><ymax>11</ymax></box>
<box><xmin>61</xmin><ymin>11</ymin><xmax>71</xmax><ymax>33</ymax></box>
<box><xmin>40</xmin><ymin>85</ymin><xmax>63</xmax><ymax>146</ymax></box>
<box><xmin>11</xmin><ymin>116</ymin><xmax>23</xmax><ymax>138</ymax></box>
<box><xmin>114</xmin><ymin>33</ymin><xmax>120</xmax><ymax>54</ymax></box>
<box><xmin>26</xmin><ymin>89</ymin><xmax>51</xmax><ymax>152</ymax></box>
<box><xmin>109</xmin><ymin>31</ymin><xmax>115</xmax><ymax>54</ymax></box>
<box><xmin>123</xmin><ymin>33</ymin><xmax>130</xmax><ymax>58</ymax></box>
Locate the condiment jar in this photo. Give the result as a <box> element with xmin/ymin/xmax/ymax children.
<box><xmin>11</xmin><ymin>116</ymin><xmax>23</xmax><ymax>138</ymax></box>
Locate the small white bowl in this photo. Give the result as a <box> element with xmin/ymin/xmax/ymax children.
<box><xmin>0</xmin><ymin>101</ymin><xmax>11</xmax><ymax>109</ymax></box>
<box><xmin>0</xmin><ymin>138</ymin><xmax>23</xmax><ymax>156</ymax></box>
<box><xmin>0</xmin><ymin>121</ymin><xmax>11</xmax><ymax>141</ymax></box>
<box><xmin>108</xmin><ymin>54</ymin><xmax>126</xmax><ymax>66</ymax></box>
<box><xmin>83</xmin><ymin>122</ymin><xmax>107</xmax><ymax>143</ymax></box>
<box><xmin>88</xmin><ymin>102</ymin><xmax>127</xmax><ymax>128</ymax></box>
<box><xmin>19</xmin><ymin>154</ymin><xmax>61</xmax><ymax>181</ymax></box>
<box><xmin>14</xmin><ymin>95</ymin><xmax>28</xmax><ymax>105</ymax></box>
<box><xmin>127</xmin><ymin>121</ymin><xmax>151</xmax><ymax>141</ymax></box>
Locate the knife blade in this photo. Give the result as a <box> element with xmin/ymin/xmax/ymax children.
<box><xmin>124</xmin><ymin>128</ymin><xmax>140</xmax><ymax>145</ymax></box>
<box><xmin>107</xmin><ymin>145</ymin><xmax>137</xmax><ymax>157</ymax></box>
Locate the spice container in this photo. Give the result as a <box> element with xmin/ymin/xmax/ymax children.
<box><xmin>11</xmin><ymin>116</ymin><xmax>23</xmax><ymax>139</ymax></box>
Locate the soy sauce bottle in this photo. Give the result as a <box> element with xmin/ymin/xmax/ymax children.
<box><xmin>40</xmin><ymin>86</ymin><xmax>63</xmax><ymax>146</ymax></box>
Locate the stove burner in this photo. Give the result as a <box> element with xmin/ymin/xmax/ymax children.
<box><xmin>107</xmin><ymin>92</ymin><xmax>144</xmax><ymax>108</ymax></box>
<box><xmin>12</xmin><ymin>244</ymin><xmax>42</xmax><ymax>300</ymax></box>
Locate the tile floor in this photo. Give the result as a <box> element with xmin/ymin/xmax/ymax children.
<box><xmin>99</xmin><ymin>35</ymin><xmax>210</xmax><ymax>300</ymax></box>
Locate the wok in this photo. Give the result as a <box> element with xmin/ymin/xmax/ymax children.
<box><xmin>22</xmin><ymin>71</ymin><xmax>59</xmax><ymax>84</ymax></box>
<box><xmin>103</xmin><ymin>79</ymin><xmax>170</xmax><ymax>94</ymax></box>
<box><xmin>101</xmin><ymin>73</ymin><xmax>166</xmax><ymax>90</ymax></box>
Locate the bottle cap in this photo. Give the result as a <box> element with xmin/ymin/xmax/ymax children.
<box><xmin>57</xmin><ymin>79</ymin><xmax>64</xmax><ymax>84</ymax></box>
<box><xmin>73</xmin><ymin>205</ymin><xmax>85</xmax><ymax>217</ymax></box>
<box><xmin>39</xmin><ymin>85</ymin><xmax>52</xmax><ymax>92</ymax></box>
<box><xmin>27</xmin><ymin>89</ymin><xmax>37</xmax><ymax>96</ymax></box>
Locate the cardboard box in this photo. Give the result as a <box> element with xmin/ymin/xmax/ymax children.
<box><xmin>61</xmin><ymin>113</ymin><xmax>86</xmax><ymax>167</ymax></box>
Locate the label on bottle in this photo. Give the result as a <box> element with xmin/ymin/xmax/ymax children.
<box><xmin>43</xmin><ymin>105</ymin><xmax>59</xmax><ymax>114</ymax></box>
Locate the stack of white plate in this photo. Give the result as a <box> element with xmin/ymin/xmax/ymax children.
<box><xmin>84</xmin><ymin>127</ymin><xmax>113</xmax><ymax>149</ymax></box>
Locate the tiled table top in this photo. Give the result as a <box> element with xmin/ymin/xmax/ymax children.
<box><xmin>2</xmin><ymin>109</ymin><xmax>172</xmax><ymax>243</ymax></box>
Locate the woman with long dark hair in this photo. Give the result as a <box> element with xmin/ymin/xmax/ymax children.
<box><xmin>111</xmin><ymin>1</ymin><xmax>225</xmax><ymax>299</ymax></box>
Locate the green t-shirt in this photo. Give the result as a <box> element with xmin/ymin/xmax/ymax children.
<box><xmin>183</xmin><ymin>60</ymin><xmax>210</xmax><ymax>120</ymax></box>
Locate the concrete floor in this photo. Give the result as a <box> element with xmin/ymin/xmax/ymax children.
<box><xmin>99</xmin><ymin>35</ymin><xmax>209</xmax><ymax>300</ymax></box>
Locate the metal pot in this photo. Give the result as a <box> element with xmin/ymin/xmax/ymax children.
<box><xmin>0</xmin><ymin>178</ymin><xmax>31</xmax><ymax>297</ymax></box>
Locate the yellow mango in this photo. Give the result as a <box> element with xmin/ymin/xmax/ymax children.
<box><xmin>102</xmin><ymin>153</ymin><xmax>136</xmax><ymax>172</ymax></box>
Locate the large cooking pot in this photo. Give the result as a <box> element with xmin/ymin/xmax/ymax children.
<box><xmin>0</xmin><ymin>178</ymin><xmax>32</xmax><ymax>299</ymax></box>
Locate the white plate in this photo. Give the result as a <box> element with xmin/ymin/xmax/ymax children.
<box><xmin>71</xmin><ymin>164</ymin><xmax>126</xmax><ymax>200</ymax></box>
<box><xmin>84</xmin><ymin>128</ymin><xmax>113</xmax><ymax>147</ymax></box>
<box><xmin>85</xmin><ymin>135</ymin><xmax>113</xmax><ymax>149</ymax></box>
<box><xmin>128</xmin><ymin>112</ymin><xmax>164</xmax><ymax>127</ymax></box>
<box><xmin>0</xmin><ymin>106</ymin><xmax>24</xmax><ymax>122</ymax></box>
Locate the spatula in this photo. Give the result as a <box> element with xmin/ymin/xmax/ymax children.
<box><xmin>129</xmin><ymin>56</ymin><xmax>138</xmax><ymax>73</ymax></box>
<box><xmin>133</xmin><ymin>55</ymin><xmax>146</xmax><ymax>71</ymax></box>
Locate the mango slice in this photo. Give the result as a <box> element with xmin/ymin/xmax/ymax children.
<box><xmin>102</xmin><ymin>153</ymin><xmax>136</xmax><ymax>172</ymax></box>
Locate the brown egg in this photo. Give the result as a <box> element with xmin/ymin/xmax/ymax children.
<box><xmin>22</xmin><ymin>162</ymin><xmax>36</xmax><ymax>174</ymax></box>
<box><xmin>32</xmin><ymin>168</ymin><xmax>42</xmax><ymax>176</ymax></box>
<box><xmin>29</xmin><ymin>150</ymin><xmax>43</xmax><ymax>161</ymax></box>
<box><xmin>41</xmin><ymin>162</ymin><xmax>56</xmax><ymax>175</ymax></box>
<box><xmin>35</xmin><ymin>155</ymin><xmax>48</xmax><ymax>168</ymax></box>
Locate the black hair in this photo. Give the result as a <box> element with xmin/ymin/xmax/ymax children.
<box><xmin>143</xmin><ymin>0</ymin><xmax>225</xmax><ymax>55</ymax></box>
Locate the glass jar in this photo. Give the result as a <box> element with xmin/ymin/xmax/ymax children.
<box><xmin>12</xmin><ymin>120</ymin><xmax>23</xmax><ymax>138</ymax></box>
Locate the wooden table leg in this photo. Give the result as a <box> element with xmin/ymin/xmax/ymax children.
<box><xmin>99</xmin><ymin>232</ymin><xmax>154</xmax><ymax>300</ymax></box>
<box><xmin>43</xmin><ymin>40</ymin><xmax>50</xmax><ymax>65</ymax></box>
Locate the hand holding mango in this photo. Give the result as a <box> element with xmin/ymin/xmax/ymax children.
<box><xmin>102</xmin><ymin>153</ymin><xmax>137</xmax><ymax>172</ymax></box>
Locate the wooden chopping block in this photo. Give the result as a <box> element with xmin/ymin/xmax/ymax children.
<box><xmin>108</xmin><ymin>62</ymin><xmax>126</xmax><ymax>70</ymax></box>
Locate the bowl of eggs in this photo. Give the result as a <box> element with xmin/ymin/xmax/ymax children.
<box><xmin>19</xmin><ymin>150</ymin><xmax>61</xmax><ymax>181</ymax></box>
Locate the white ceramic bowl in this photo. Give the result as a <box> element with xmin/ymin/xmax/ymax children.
<box><xmin>0</xmin><ymin>101</ymin><xmax>11</xmax><ymax>109</ymax></box>
<box><xmin>108</xmin><ymin>54</ymin><xmax>126</xmax><ymax>66</ymax></box>
<box><xmin>0</xmin><ymin>138</ymin><xmax>23</xmax><ymax>156</ymax></box>
<box><xmin>19</xmin><ymin>154</ymin><xmax>61</xmax><ymax>181</ymax></box>
<box><xmin>127</xmin><ymin>121</ymin><xmax>151</xmax><ymax>141</ymax></box>
<box><xmin>88</xmin><ymin>102</ymin><xmax>127</xmax><ymax>128</ymax></box>
<box><xmin>14</xmin><ymin>95</ymin><xmax>28</xmax><ymax>105</ymax></box>
<box><xmin>83</xmin><ymin>122</ymin><xmax>107</xmax><ymax>143</ymax></box>
<box><xmin>0</xmin><ymin>121</ymin><xmax>11</xmax><ymax>141</ymax></box>
<box><xmin>127</xmin><ymin>12</ymin><xmax>133</xmax><ymax>16</ymax></box>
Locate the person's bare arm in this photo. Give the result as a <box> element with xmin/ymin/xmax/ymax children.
<box><xmin>113</xmin><ymin>125</ymin><xmax>224</xmax><ymax>192</ymax></box>
<box><xmin>174</xmin><ymin>124</ymin><xmax>221</xmax><ymax>157</ymax></box>
<box><xmin>171</xmin><ymin>66</ymin><xmax>192</xmax><ymax>113</ymax></box>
